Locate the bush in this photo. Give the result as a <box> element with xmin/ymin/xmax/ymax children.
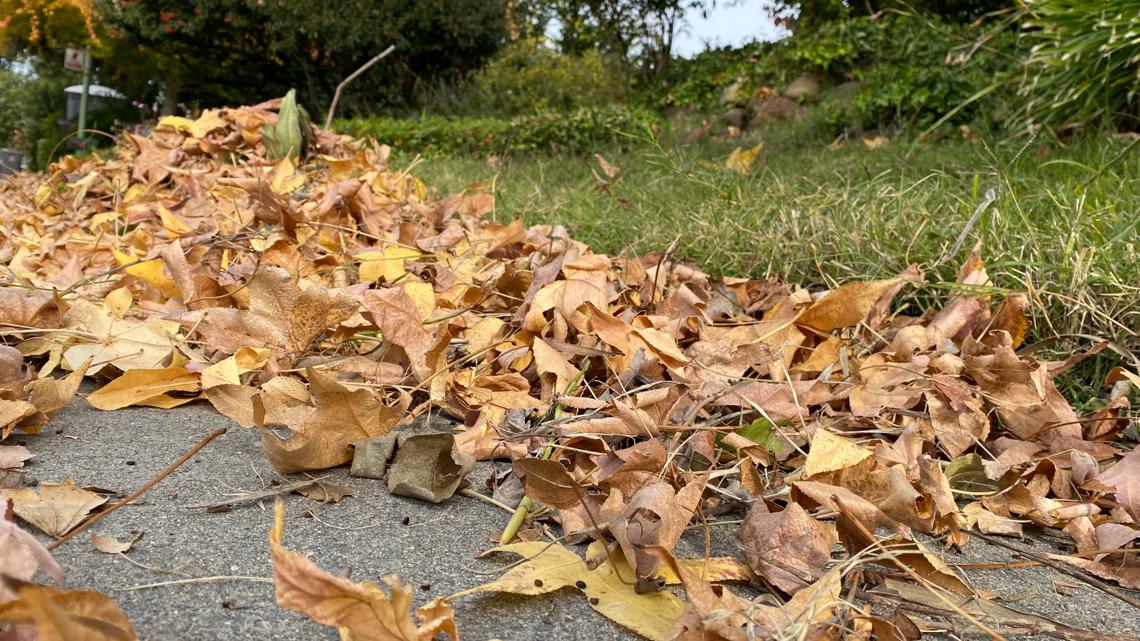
<box><xmin>1018</xmin><ymin>0</ymin><xmax>1140</xmax><ymax>130</ymax></box>
<box><xmin>790</xmin><ymin>14</ymin><xmax>1019</xmax><ymax>131</ymax></box>
<box><xmin>656</xmin><ymin>42</ymin><xmax>788</xmax><ymax>112</ymax></box>
<box><xmin>338</xmin><ymin>106</ymin><xmax>657</xmax><ymax>156</ymax></box>
<box><xmin>472</xmin><ymin>39</ymin><xmax>626</xmax><ymax>115</ymax></box>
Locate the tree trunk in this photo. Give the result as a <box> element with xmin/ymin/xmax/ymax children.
<box><xmin>160</xmin><ymin>69</ymin><xmax>181</xmax><ymax>116</ymax></box>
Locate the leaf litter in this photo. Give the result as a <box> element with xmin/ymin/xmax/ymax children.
<box><xmin>0</xmin><ymin>97</ymin><xmax>1137</xmax><ymax>640</ymax></box>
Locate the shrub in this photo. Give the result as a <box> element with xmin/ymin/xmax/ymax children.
<box><xmin>1017</xmin><ymin>0</ymin><xmax>1140</xmax><ymax>130</ymax></box>
<box><xmin>338</xmin><ymin>106</ymin><xmax>657</xmax><ymax>156</ymax></box>
<box><xmin>472</xmin><ymin>39</ymin><xmax>626</xmax><ymax>115</ymax></box>
<box><xmin>790</xmin><ymin>14</ymin><xmax>1019</xmax><ymax>131</ymax></box>
<box><xmin>656</xmin><ymin>41</ymin><xmax>788</xmax><ymax>112</ymax></box>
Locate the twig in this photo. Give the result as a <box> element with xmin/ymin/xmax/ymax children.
<box><xmin>118</xmin><ymin>575</ymin><xmax>272</xmax><ymax>592</ymax></box>
<box><xmin>459</xmin><ymin>488</ymin><xmax>515</xmax><ymax>514</ymax></box>
<box><xmin>834</xmin><ymin>497</ymin><xmax>1009</xmax><ymax>641</ymax></box>
<box><xmin>936</xmin><ymin>187</ymin><xmax>996</xmax><ymax>268</ymax></box>
<box><xmin>324</xmin><ymin>45</ymin><xmax>395</xmax><ymax>130</ymax></box>
<box><xmin>181</xmin><ymin>477</ymin><xmax>329</xmax><ymax>510</ymax></box>
<box><xmin>48</xmin><ymin>428</ymin><xmax>227</xmax><ymax>551</ymax></box>
<box><xmin>971</xmin><ymin>530</ymin><xmax>1140</xmax><ymax>610</ymax></box>
<box><xmin>857</xmin><ymin>589</ymin><xmax>1140</xmax><ymax>641</ymax></box>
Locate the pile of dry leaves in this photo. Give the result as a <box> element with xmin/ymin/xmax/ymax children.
<box><xmin>0</xmin><ymin>98</ymin><xmax>1137</xmax><ymax>641</ymax></box>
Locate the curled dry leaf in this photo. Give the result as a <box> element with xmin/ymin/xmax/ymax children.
<box><xmin>0</xmin><ymin>480</ymin><xmax>106</xmax><ymax>538</ymax></box>
<box><xmin>387</xmin><ymin>433</ymin><xmax>475</xmax><ymax>504</ymax></box>
<box><xmin>1</xmin><ymin>499</ymin><xmax>65</xmax><ymax>604</ymax></box>
<box><xmin>735</xmin><ymin>502</ymin><xmax>837</xmax><ymax>594</ymax></box>
<box><xmin>260</xmin><ymin>370</ymin><xmax>407</xmax><ymax>473</ymax></box>
<box><xmin>90</xmin><ymin>533</ymin><xmax>136</xmax><ymax>555</ymax></box>
<box><xmin>0</xmin><ymin>446</ymin><xmax>32</xmax><ymax>489</ymax></box>
<box><xmin>0</xmin><ymin>580</ymin><xmax>137</xmax><ymax>641</ymax></box>
<box><xmin>269</xmin><ymin>500</ymin><xmax>457</xmax><ymax>641</ymax></box>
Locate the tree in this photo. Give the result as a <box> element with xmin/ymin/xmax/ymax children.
<box><xmin>536</xmin><ymin>1</ymin><xmax>721</xmax><ymax>84</ymax></box>
<box><xmin>95</xmin><ymin>0</ymin><xmax>510</xmax><ymax>116</ymax></box>
<box><xmin>767</xmin><ymin>0</ymin><xmax>1014</xmax><ymax>32</ymax></box>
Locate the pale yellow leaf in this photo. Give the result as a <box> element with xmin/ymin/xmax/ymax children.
<box><xmin>85</xmin><ymin>367</ymin><xmax>200</xmax><ymax>411</ymax></box>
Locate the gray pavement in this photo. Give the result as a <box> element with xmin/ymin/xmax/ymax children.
<box><xmin>12</xmin><ymin>398</ymin><xmax>1140</xmax><ymax>640</ymax></box>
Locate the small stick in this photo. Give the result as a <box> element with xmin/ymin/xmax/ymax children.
<box><xmin>459</xmin><ymin>488</ymin><xmax>515</xmax><ymax>514</ymax></box>
<box><xmin>324</xmin><ymin>45</ymin><xmax>395</xmax><ymax>130</ymax></box>
<box><xmin>971</xmin><ymin>530</ymin><xmax>1140</xmax><ymax>610</ymax></box>
<box><xmin>119</xmin><ymin>575</ymin><xmax>272</xmax><ymax>592</ymax></box>
<box><xmin>49</xmin><ymin>428</ymin><xmax>227</xmax><ymax>551</ymax></box>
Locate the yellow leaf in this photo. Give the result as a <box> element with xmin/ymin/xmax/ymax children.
<box><xmin>157</xmin><ymin>115</ymin><xmax>196</xmax><ymax>134</ymax></box>
<box><xmin>455</xmin><ymin>541</ymin><xmax>684</xmax><ymax>641</ymax></box>
<box><xmin>803</xmin><ymin>429</ymin><xmax>872</xmax><ymax>479</ymax></box>
<box><xmin>111</xmin><ymin>249</ymin><xmax>180</xmax><ymax>298</ymax></box>
<box><xmin>200</xmin><ymin>347</ymin><xmax>270</xmax><ymax>389</ymax></box>
<box><xmin>85</xmin><ymin>367</ymin><xmax>200</xmax><ymax>411</ymax></box>
<box><xmin>269</xmin><ymin>500</ymin><xmax>457</xmax><ymax>641</ymax></box>
<box><xmin>60</xmin><ymin>299</ymin><xmax>182</xmax><ymax>374</ymax></box>
<box><xmin>156</xmin><ymin>205</ymin><xmax>193</xmax><ymax>236</ymax></box>
<box><xmin>358</xmin><ymin>246</ymin><xmax>421</xmax><ymax>283</ymax></box>
<box><xmin>268</xmin><ymin>157</ymin><xmax>306</xmax><ymax>194</ymax></box>
<box><xmin>402</xmin><ymin>281</ymin><xmax>436</xmax><ymax>321</ymax></box>
<box><xmin>725</xmin><ymin>143</ymin><xmax>763</xmax><ymax>173</ymax></box>
<box><xmin>861</xmin><ymin>135</ymin><xmax>888</xmax><ymax>149</ymax></box>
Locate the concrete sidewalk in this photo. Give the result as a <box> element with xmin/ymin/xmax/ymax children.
<box><xmin>15</xmin><ymin>399</ymin><xmax>1140</xmax><ymax>640</ymax></box>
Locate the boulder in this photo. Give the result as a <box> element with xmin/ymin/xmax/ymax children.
<box><xmin>677</xmin><ymin>124</ymin><xmax>708</xmax><ymax>147</ymax></box>
<box><xmin>719</xmin><ymin>75</ymin><xmax>747</xmax><ymax>106</ymax></box>
<box><xmin>823</xmin><ymin>80</ymin><xmax>863</xmax><ymax>101</ymax></box>
<box><xmin>783</xmin><ymin>75</ymin><xmax>821</xmax><ymax>101</ymax></box>
<box><xmin>747</xmin><ymin>95</ymin><xmax>804</xmax><ymax>129</ymax></box>
<box><xmin>722</xmin><ymin>107</ymin><xmax>748</xmax><ymax>130</ymax></box>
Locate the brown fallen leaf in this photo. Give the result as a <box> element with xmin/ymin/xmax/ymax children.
<box><xmin>735</xmin><ymin>501</ymin><xmax>837</xmax><ymax>594</ymax></box>
<box><xmin>260</xmin><ymin>370</ymin><xmax>406</xmax><ymax>473</ymax></box>
<box><xmin>0</xmin><ymin>580</ymin><xmax>138</xmax><ymax>640</ymax></box>
<box><xmin>386</xmin><ymin>433</ymin><xmax>474</xmax><ymax>503</ymax></box>
<box><xmin>184</xmin><ymin>266</ymin><xmax>358</xmax><ymax>366</ymax></box>
<box><xmin>269</xmin><ymin>500</ymin><xmax>457</xmax><ymax>641</ymax></box>
<box><xmin>295</xmin><ymin>480</ymin><xmax>353</xmax><ymax>504</ymax></box>
<box><xmin>0</xmin><ymin>480</ymin><xmax>107</xmax><ymax>538</ymax></box>
<box><xmin>1</xmin><ymin>499</ymin><xmax>65</xmax><ymax>604</ymax></box>
<box><xmin>90</xmin><ymin>532</ymin><xmax>137</xmax><ymax>555</ymax></box>
<box><xmin>0</xmin><ymin>446</ymin><xmax>33</xmax><ymax>489</ymax></box>
<box><xmin>795</xmin><ymin>266</ymin><xmax>921</xmax><ymax>334</ymax></box>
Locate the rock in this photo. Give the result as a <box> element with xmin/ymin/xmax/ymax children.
<box><xmin>722</xmin><ymin>107</ymin><xmax>748</xmax><ymax>129</ymax></box>
<box><xmin>783</xmin><ymin>75</ymin><xmax>821</xmax><ymax>101</ymax></box>
<box><xmin>827</xmin><ymin>80</ymin><xmax>863</xmax><ymax>100</ymax></box>
<box><xmin>677</xmin><ymin>124</ymin><xmax>708</xmax><ymax>147</ymax></box>
<box><xmin>747</xmin><ymin>95</ymin><xmax>804</xmax><ymax>129</ymax></box>
<box><xmin>719</xmin><ymin>75</ymin><xmax>747</xmax><ymax>106</ymax></box>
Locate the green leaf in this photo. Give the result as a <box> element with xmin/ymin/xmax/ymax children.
<box><xmin>945</xmin><ymin>454</ymin><xmax>1005</xmax><ymax>496</ymax></box>
<box><xmin>263</xmin><ymin>89</ymin><xmax>304</xmax><ymax>160</ymax></box>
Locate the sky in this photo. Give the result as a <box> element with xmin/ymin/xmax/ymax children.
<box><xmin>673</xmin><ymin>0</ymin><xmax>787</xmax><ymax>58</ymax></box>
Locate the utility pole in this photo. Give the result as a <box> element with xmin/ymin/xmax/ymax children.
<box><xmin>77</xmin><ymin>46</ymin><xmax>92</xmax><ymax>142</ymax></box>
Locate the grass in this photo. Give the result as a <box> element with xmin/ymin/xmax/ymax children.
<box><xmin>402</xmin><ymin>120</ymin><xmax>1140</xmax><ymax>399</ymax></box>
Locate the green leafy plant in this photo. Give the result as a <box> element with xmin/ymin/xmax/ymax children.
<box><xmin>473</xmin><ymin>38</ymin><xmax>626</xmax><ymax>115</ymax></box>
<box><xmin>339</xmin><ymin>106</ymin><xmax>656</xmax><ymax>156</ymax></box>
<box><xmin>1018</xmin><ymin>0</ymin><xmax>1140</xmax><ymax>130</ymax></box>
<box><xmin>791</xmin><ymin>14</ymin><xmax>1019</xmax><ymax>131</ymax></box>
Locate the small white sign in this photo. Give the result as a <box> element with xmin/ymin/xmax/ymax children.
<box><xmin>64</xmin><ymin>47</ymin><xmax>85</xmax><ymax>72</ymax></box>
